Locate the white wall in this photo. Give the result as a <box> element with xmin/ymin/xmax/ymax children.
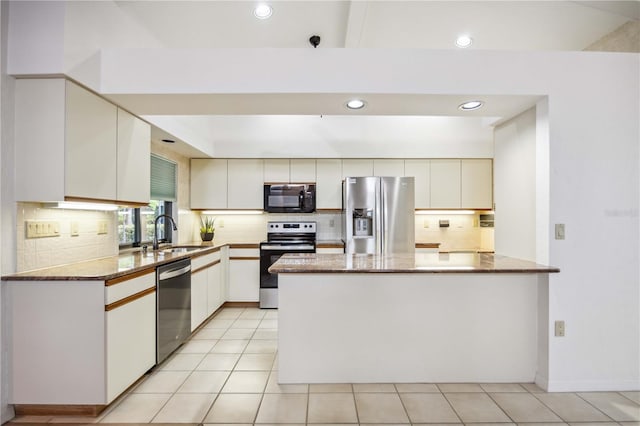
<box><xmin>7</xmin><ymin>1</ymin><xmax>65</xmax><ymax>76</ymax></box>
<box><xmin>0</xmin><ymin>1</ymin><xmax>15</xmax><ymax>421</ymax></box>
<box><xmin>494</xmin><ymin>107</ymin><xmax>537</xmax><ymax>261</ymax></box>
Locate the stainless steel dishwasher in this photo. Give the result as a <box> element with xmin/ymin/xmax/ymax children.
<box><xmin>156</xmin><ymin>258</ymin><xmax>191</xmax><ymax>364</ymax></box>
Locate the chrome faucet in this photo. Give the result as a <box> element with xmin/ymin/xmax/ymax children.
<box><xmin>153</xmin><ymin>214</ymin><xmax>178</xmax><ymax>250</ymax></box>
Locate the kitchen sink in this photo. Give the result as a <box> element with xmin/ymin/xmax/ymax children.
<box><xmin>161</xmin><ymin>246</ymin><xmax>203</xmax><ymax>254</ymax></box>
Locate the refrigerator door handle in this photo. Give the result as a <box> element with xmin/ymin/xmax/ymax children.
<box><xmin>377</xmin><ymin>178</ymin><xmax>384</xmax><ymax>255</ymax></box>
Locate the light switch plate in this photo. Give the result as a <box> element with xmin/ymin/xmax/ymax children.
<box><xmin>70</xmin><ymin>221</ymin><xmax>80</xmax><ymax>236</ymax></box>
<box><xmin>555</xmin><ymin>224</ymin><xmax>565</xmax><ymax>240</ymax></box>
<box><xmin>25</xmin><ymin>220</ymin><xmax>60</xmax><ymax>238</ymax></box>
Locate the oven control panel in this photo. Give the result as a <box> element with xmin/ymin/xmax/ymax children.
<box><xmin>267</xmin><ymin>221</ymin><xmax>316</xmax><ymax>233</ymax></box>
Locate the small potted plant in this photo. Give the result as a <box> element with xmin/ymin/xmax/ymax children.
<box><xmin>199</xmin><ymin>216</ymin><xmax>216</xmax><ymax>242</ymax></box>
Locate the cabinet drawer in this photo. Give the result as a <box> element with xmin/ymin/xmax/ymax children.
<box><xmin>105</xmin><ymin>270</ymin><xmax>155</xmax><ymax>305</ymax></box>
<box><xmin>192</xmin><ymin>251</ymin><xmax>221</xmax><ymax>271</ymax></box>
<box><xmin>229</xmin><ymin>248</ymin><xmax>260</xmax><ymax>258</ymax></box>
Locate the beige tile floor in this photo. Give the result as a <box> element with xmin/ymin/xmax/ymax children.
<box><xmin>9</xmin><ymin>307</ymin><xmax>640</xmax><ymax>425</ymax></box>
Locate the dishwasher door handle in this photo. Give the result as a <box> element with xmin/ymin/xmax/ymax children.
<box><xmin>158</xmin><ymin>264</ymin><xmax>191</xmax><ymax>280</ymax></box>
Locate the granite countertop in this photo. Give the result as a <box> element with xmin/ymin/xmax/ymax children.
<box><xmin>2</xmin><ymin>241</ymin><xmax>234</xmax><ymax>281</ymax></box>
<box><xmin>269</xmin><ymin>252</ymin><xmax>560</xmax><ymax>274</ymax></box>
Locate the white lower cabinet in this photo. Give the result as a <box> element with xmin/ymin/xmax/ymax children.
<box><xmin>106</xmin><ymin>290</ymin><xmax>155</xmax><ymax>402</ymax></box>
<box><xmin>228</xmin><ymin>248</ymin><xmax>260</xmax><ymax>302</ymax></box>
<box><xmin>191</xmin><ymin>250</ymin><xmax>224</xmax><ymax>331</ymax></box>
<box><xmin>7</xmin><ymin>269</ymin><xmax>156</xmax><ymax>407</ymax></box>
<box><xmin>191</xmin><ymin>268</ymin><xmax>209</xmax><ymax>332</ymax></box>
<box><xmin>207</xmin><ymin>261</ymin><xmax>223</xmax><ymax>315</ymax></box>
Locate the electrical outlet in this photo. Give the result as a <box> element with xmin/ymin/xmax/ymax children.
<box><xmin>555</xmin><ymin>224</ymin><xmax>565</xmax><ymax>240</ymax></box>
<box><xmin>423</xmin><ymin>220</ymin><xmax>429</xmax><ymax>228</ymax></box>
<box><xmin>219</xmin><ymin>219</ymin><xmax>225</xmax><ymax>228</ymax></box>
<box><xmin>70</xmin><ymin>221</ymin><xmax>80</xmax><ymax>236</ymax></box>
<box><xmin>329</xmin><ymin>219</ymin><xmax>335</xmax><ymax>228</ymax></box>
<box><xmin>97</xmin><ymin>220</ymin><xmax>108</xmax><ymax>235</ymax></box>
<box><xmin>554</xmin><ymin>320</ymin><xmax>565</xmax><ymax>337</ymax></box>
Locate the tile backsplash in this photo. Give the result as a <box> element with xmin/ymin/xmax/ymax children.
<box><xmin>414</xmin><ymin>214</ymin><xmax>494</xmax><ymax>252</ymax></box>
<box><xmin>16</xmin><ymin>202</ymin><xmax>118</xmax><ymax>272</ymax></box>
<box><xmin>15</xmin><ymin>203</ymin><xmax>493</xmax><ymax>272</ymax></box>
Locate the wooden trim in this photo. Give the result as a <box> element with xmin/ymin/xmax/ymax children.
<box><xmin>416</xmin><ymin>243</ymin><xmax>440</xmax><ymax>248</ymax></box>
<box><xmin>230</xmin><ymin>257</ymin><xmax>260</xmax><ymax>261</ymax></box>
<box><xmin>414</xmin><ymin>208</ymin><xmax>493</xmax><ymax>211</ymax></box>
<box><xmin>105</xmin><ymin>287</ymin><xmax>155</xmax><ymax>311</ymax></box>
<box><xmin>105</xmin><ymin>268</ymin><xmax>155</xmax><ymax>287</ymax></box>
<box><xmin>192</xmin><ymin>259</ymin><xmax>221</xmax><ymax>274</ymax></box>
<box><xmin>191</xmin><ymin>246</ymin><xmax>221</xmax><ymax>257</ymax></box>
<box><xmin>14</xmin><ymin>404</ymin><xmax>107</xmax><ymax>417</ymax></box>
<box><xmin>264</xmin><ymin>182</ymin><xmax>316</xmax><ymax>185</ymax></box>
<box><xmin>222</xmin><ymin>301</ymin><xmax>259</xmax><ymax>308</ymax></box>
<box><xmin>229</xmin><ymin>243</ymin><xmax>260</xmax><ymax>249</ymax></box>
<box><xmin>317</xmin><ymin>243</ymin><xmax>344</xmax><ymax>249</ymax></box>
<box><xmin>316</xmin><ymin>208</ymin><xmax>342</xmax><ymax>213</ymax></box>
<box><xmin>64</xmin><ymin>196</ymin><xmax>149</xmax><ymax>208</ymax></box>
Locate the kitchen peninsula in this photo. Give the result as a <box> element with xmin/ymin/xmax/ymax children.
<box><xmin>271</xmin><ymin>252</ymin><xmax>559</xmax><ymax>388</ymax></box>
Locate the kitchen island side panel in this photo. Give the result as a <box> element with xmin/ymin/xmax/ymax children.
<box><xmin>278</xmin><ymin>273</ymin><xmax>539</xmax><ymax>384</ymax></box>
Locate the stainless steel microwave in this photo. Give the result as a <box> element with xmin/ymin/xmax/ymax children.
<box><xmin>264</xmin><ymin>184</ymin><xmax>316</xmax><ymax>213</ymax></box>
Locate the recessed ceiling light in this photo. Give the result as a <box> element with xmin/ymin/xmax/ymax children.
<box><xmin>254</xmin><ymin>3</ymin><xmax>273</xmax><ymax>19</ymax></box>
<box><xmin>161</xmin><ymin>138</ymin><xmax>176</xmax><ymax>143</ymax></box>
<box><xmin>458</xmin><ymin>100</ymin><xmax>484</xmax><ymax>111</ymax></box>
<box><xmin>456</xmin><ymin>35</ymin><xmax>473</xmax><ymax>48</ymax></box>
<box><xmin>346</xmin><ymin>99</ymin><xmax>366</xmax><ymax>110</ymax></box>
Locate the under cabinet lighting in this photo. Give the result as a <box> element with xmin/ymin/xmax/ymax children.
<box><xmin>42</xmin><ymin>202</ymin><xmax>119</xmax><ymax>211</ymax></box>
<box><xmin>415</xmin><ymin>210</ymin><xmax>477</xmax><ymax>215</ymax></box>
<box><xmin>201</xmin><ymin>210</ymin><xmax>264</xmax><ymax>215</ymax></box>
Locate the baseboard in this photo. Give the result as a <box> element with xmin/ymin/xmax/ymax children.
<box><xmin>14</xmin><ymin>404</ymin><xmax>106</xmax><ymax>416</ymax></box>
<box><xmin>535</xmin><ymin>373</ymin><xmax>549</xmax><ymax>391</ymax></box>
<box><xmin>546</xmin><ymin>379</ymin><xmax>640</xmax><ymax>392</ymax></box>
<box><xmin>222</xmin><ymin>301</ymin><xmax>260</xmax><ymax>308</ymax></box>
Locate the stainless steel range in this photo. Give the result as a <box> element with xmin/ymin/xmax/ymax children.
<box><xmin>259</xmin><ymin>221</ymin><xmax>316</xmax><ymax>308</ymax></box>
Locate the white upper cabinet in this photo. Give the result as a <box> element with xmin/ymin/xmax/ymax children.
<box><xmin>227</xmin><ymin>159</ymin><xmax>264</xmax><ymax>209</ymax></box>
<box><xmin>373</xmin><ymin>159</ymin><xmax>404</xmax><ymax>176</ymax></box>
<box><xmin>264</xmin><ymin>159</ymin><xmax>317</xmax><ymax>183</ymax></box>
<box><xmin>430</xmin><ymin>159</ymin><xmax>461</xmax><ymax>208</ymax></box>
<box><xmin>316</xmin><ymin>159</ymin><xmax>343</xmax><ymax>209</ymax></box>
<box><xmin>404</xmin><ymin>160</ymin><xmax>430</xmax><ymax>209</ymax></box>
<box><xmin>289</xmin><ymin>159</ymin><xmax>316</xmax><ymax>182</ymax></box>
<box><xmin>65</xmin><ymin>80</ymin><xmax>118</xmax><ymax>201</ymax></box>
<box><xmin>264</xmin><ymin>159</ymin><xmax>290</xmax><ymax>183</ymax></box>
<box><xmin>342</xmin><ymin>159</ymin><xmax>373</xmax><ymax>179</ymax></box>
<box><xmin>461</xmin><ymin>159</ymin><xmax>493</xmax><ymax>209</ymax></box>
<box><xmin>116</xmin><ymin>109</ymin><xmax>150</xmax><ymax>204</ymax></box>
<box><xmin>15</xmin><ymin>78</ymin><xmax>150</xmax><ymax>205</ymax></box>
<box><xmin>190</xmin><ymin>157</ymin><xmax>492</xmax><ymax>211</ymax></box>
<box><xmin>190</xmin><ymin>159</ymin><xmax>227</xmax><ymax>209</ymax></box>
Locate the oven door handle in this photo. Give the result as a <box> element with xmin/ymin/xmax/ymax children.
<box><xmin>261</xmin><ymin>244</ymin><xmax>315</xmax><ymax>250</ymax></box>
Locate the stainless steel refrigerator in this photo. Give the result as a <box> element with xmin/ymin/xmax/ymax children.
<box><xmin>343</xmin><ymin>176</ymin><xmax>415</xmax><ymax>254</ymax></box>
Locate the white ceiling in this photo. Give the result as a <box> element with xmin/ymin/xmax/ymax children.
<box><xmin>105</xmin><ymin>1</ymin><xmax>638</xmax><ymax>157</ymax></box>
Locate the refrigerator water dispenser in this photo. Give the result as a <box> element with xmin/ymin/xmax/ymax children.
<box><xmin>353</xmin><ymin>209</ymin><xmax>373</xmax><ymax>237</ymax></box>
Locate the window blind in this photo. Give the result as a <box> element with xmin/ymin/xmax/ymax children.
<box><xmin>150</xmin><ymin>155</ymin><xmax>177</xmax><ymax>201</ymax></box>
